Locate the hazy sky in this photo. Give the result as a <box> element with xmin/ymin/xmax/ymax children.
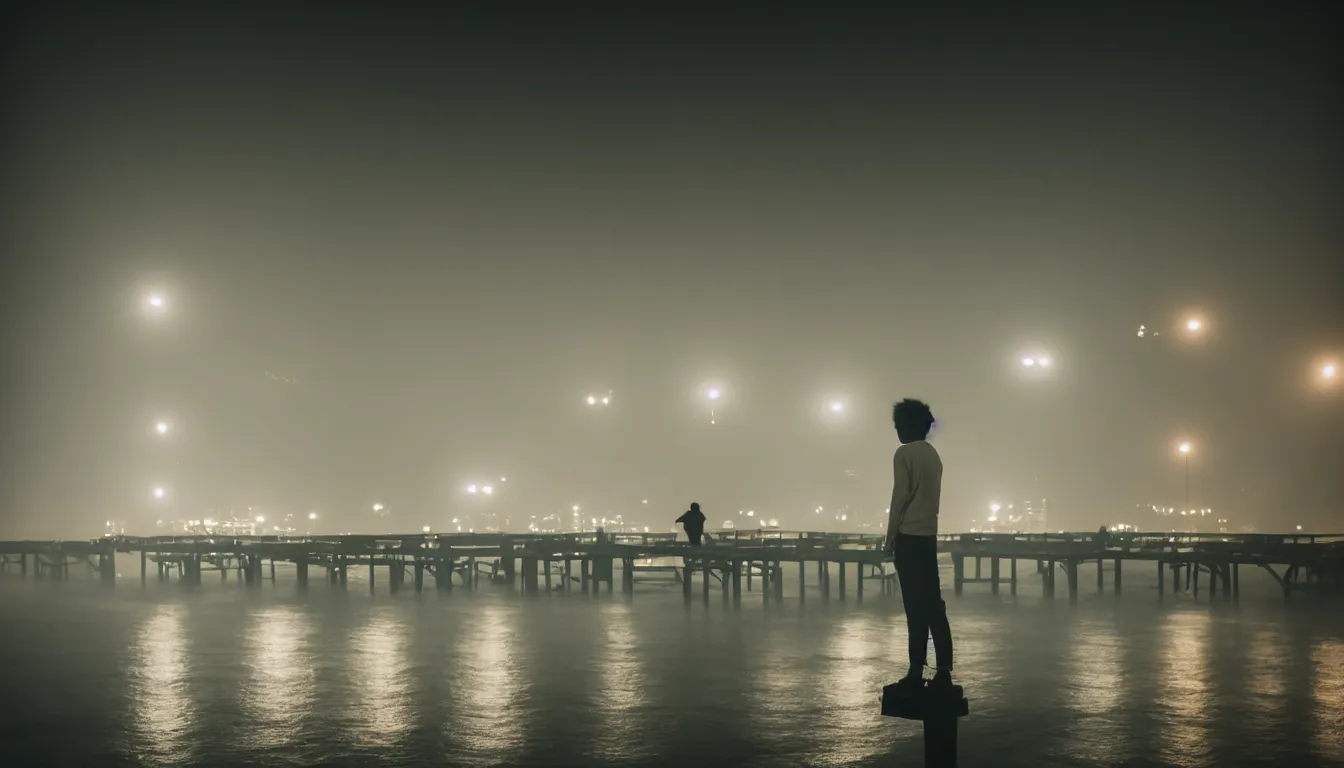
<box><xmin>2</xmin><ymin>3</ymin><xmax>1341</xmax><ymax>537</ymax></box>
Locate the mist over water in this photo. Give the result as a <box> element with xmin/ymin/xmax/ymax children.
<box><xmin>3</xmin><ymin>562</ymin><xmax>1341</xmax><ymax>767</ymax></box>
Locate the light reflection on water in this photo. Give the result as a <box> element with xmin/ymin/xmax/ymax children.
<box><xmin>451</xmin><ymin>602</ymin><xmax>526</xmax><ymax>761</ymax></box>
<box><xmin>242</xmin><ymin>605</ymin><xmax>315</xmax><ymax>749</ymax></box>
<box><xmin>129</xmin><ymin>603</ymin><xmax>195</xmax><ymax>765</ymax></box>
<box><xmin>807</xmin><ymin>612</ymin><xmax>891</xmax><ymax>767</ymax></box>
<box><xmin>1311</xmin><ymin>639</ymin><xmax>1344</xmax><ymax>763</ymax></box>
<box><xmin>1156</xmin><ymin>609</ymin><xmax>1213</xmax><ymax>766</ymax></box>
<box><xmin>4</xmin><ymin>577</ymin><xmax>1344</xmax><ymax>767</ymax></box>
<box><xmin>589</xmin><ymin>603</ymin><xmax>650</xmax><ymax>761</ymax></box>
<box><xmin>348</xmin><ymin>609</ymin><xmax>413</xmax><ymax>749</ymax></box>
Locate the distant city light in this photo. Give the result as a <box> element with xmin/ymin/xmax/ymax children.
<box><xmin>990</xmin><ymin>503</ymin><xmax>1001</xmax><ymax>513</ymax></box>
<box><xmin>372</xmin><ymin>503</ymin><xmax>384</xmax><ymax>512</ymax></box>
<box><xmin>422</xmin><ymin>525</ymin><xmax>431</xmax><ymax>533</ymax></box>
<box><xmin>154</xmin><ymin>421</ymin><xmax>170</xmax><ymax>436</ymax></box>
<box><xmin>482</xmin><ymin>485</ymin><xmax>493</xmax><ymax>495</ymax></box>
<box><xmin>1037</xmin><ymin>357</ymin><xmax>1051</xmax><ymax>367</ymax></box>
<box><xmin>829</xmin><ymin>400</ymin><xmax>844</xmax><ymax>413</ymax></box>
<box><xmin>151</xmin><ymin>486</ymin><xmax>166</xmax><ymax>499</ymax></box>
<box><xmin>1323</xmin><ymin>363</ymin><xmax>1337</xmax><ymax>380</ymax></box>
<box><xmin>255</xmin><ymin>515</ymin><xmax>265</xmax><ymax>523</ymax></box>
<box><xmin>707</xmin><ymin>387</ymin><xmax>721</xmax><ymax>400</ymax></box>
<box><xmin>500</xmin><ymin>476</ymin><xmax>507</xmax><ymax>482</ymax></box>
<box><xmin>308</xmin><ymin>512</ymin><xmax>318</xmax><ymax>520</ymax></box>
<box><xmin>572</xmin><ymin>504</ymin><xmax>580</xmax><ymax>512</ymax></box>
<box><xmin>466</xmin><ymin>484</ymin><xmax>477</xmax><ymax>493</ymax></box>
<box><xmin>1021</xmin><ymin>357</ymin><xmax>1035</xmax><ymax>367</ymax></box>
<box><xmin>1178</xmin><ymin>442</ymin><xmax>1192</xmax><ymax>455</ymax></box>
<box><xmin>1186</xmin><ymin>318</ymin><xmax>1202</xmax><ymax>333</ymax></box>
<box><xmin>587</xmin><ymin>395</ymin><xmax>597</xmax><ymax>405</ymax></box>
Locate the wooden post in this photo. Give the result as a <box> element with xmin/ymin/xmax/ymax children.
<box><xmin>1067</xmin><ymin>560</ymin><xmax>1079</xmax><ymax>601</ymax></box>
<box><xmin>682</xmin><ymin>559</ymin><xmax>692</xmax><ymax>600</ymax></box>
<box><xmin>297</xmin><ymin>556</ymin><xmax>309</xmax><ymax>589</ymax></box>
<box><xmin>1232</xmin><ymin>562</ymin><xmax>1240</xmax><ymax>599</ymax></box>
<box><xmin>1114</xmin><ymin>557</ymin><xmax>1122</xmax><ymax>594</ymax></box>
<box><xmin>1157</xmin><ymin>559</ymin><xmax>1164</xmax><ymax>596</ymax></box>
<box><xmin>990</xmin><ymin>558</ymin><xmax>1000</xmax><ymax>596</ymax></box>
<box><xmin>1097</xmin><ymin>558</ymin><xmax>1104</xmax><ymax>591</ymax></box>
<box><xmin>881</xmin><ymin>683</ymin><xmax>969</xmax><ymax>768</ymax></box>
<box><xmin>1193</xmin><ymin>563</ymin><xmax>1200</xmax><ymax>598</ymax></box>
<box><xmin>761</xmin><ymin>560</ymin><xmax>771</xmax><ymax>603</ymax></box>
<box><xmin>775</xmin><ymin>562</ymin><xmax>784</xmax><ymax>600</ymax></box>
<box><xmin>546</xmin><ymin>560</ymin><xmax>554</xmax><ymax>592</ymax></box>
<box><xmin>270</xmin><ymin>558</ymin><xmax>276</xmax><ymax>581</ymax></box>
<box><xmin>140</xmin><ymin>550</ymin><xmax>147</xmax><ymax>584</ymax></box>
<box><xmin>703</xmin><ymin>561</ymin><xmax>712</xmax><ymax>601</ymax></box>
<box><xmin>621</xmin><ymin>557</ymin><xmax>633</xmax><ymax>594</ymax></box>
<box><xmin>413</xmin><ymin>561</ymin><xmax>424</xmax><ymax>592</ymax></box>
<box><xmin>952</xmin><ymin>555</ymin><xmax>964</xmax><ymax>596</ymax></box>
<box><xmin>368</xmin><ymin>559</ymin><xmax>376</xmax><ymax>592</ymax></box>
<box><xmin>857</xmin><ymin>562</ymin><xmax>865</xmax><ymax>601</ymax></box>
<box><xmin>1010</xmin><ymin>558</ymin><xmax>1017</xmax><ymax>596</ymax></box>
<box><xmin>732</xmin><ymin>560</ymin><xmax>742</xmax><ymax>603</ymax></box>
<box><xmin>974</xmin><ymin>557</ymin><xmax>981</xmax><ymax>580</ymax></box>
<box><xmin>581</xmin><ymin>558</ymin><xmax>590</xmax><ymax>593</ymax></box>
<box><xmin>839</xmin><ymin>560</ymin><xmax>847</xmax><ymax>600</ymax></box>
<box><xmin>798</xmin><ymin>558</ymin><xmax>806</xmax><ymax>601</ymax></box>
<box><xmin>564</xmin><ymin>559</ymin><xmax>572</xmax><ymax>592</ymax></box>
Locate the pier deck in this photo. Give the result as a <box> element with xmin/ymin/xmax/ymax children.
<box><xmin>1</xmin><ymin>530</ymin><xmax>1340</xmax><ymax>601</ymax></box>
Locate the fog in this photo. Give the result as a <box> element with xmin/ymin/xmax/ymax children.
<box><xmin>2</xmin><ymin>4</ymin><xmax>1340</xmax><ymax>538</ymax></box>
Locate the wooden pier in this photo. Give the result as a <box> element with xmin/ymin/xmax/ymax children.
<box><xmin>0</xmin><ymin>530</ymin><xmax>1340</xmax><ymax>602</ymax></box>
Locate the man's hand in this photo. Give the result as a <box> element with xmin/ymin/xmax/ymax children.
<box><xmin>883</xmin><ymin>537</ymin><xmax>896</xmax><ymax>558</ymax></box>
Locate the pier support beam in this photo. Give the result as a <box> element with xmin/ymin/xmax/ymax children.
<box><xmin>732</xmin><ymin>561</ymin><xmax>742</xmax><ymax>603</ymax></box>
<box><xmin>522</xmin><ymin>557</ymin><xmax>539</xmax><ymax>596</ymax></box>
<box><xmin>1114</xmin><ymin>558</ymin><xmax>1122</xmax><ymax>594</ymax></box>
<box><xmin>990</xmin><ymin>558</ymin><xmax>1000</xmax><ymax>596</ymax></box>
<box><xmin>798</xmin><ymin>559</ymin><xmax>805</xmax><ymax>601</ymax></box>
<box><xmin>838</xmin><ymin>560</ymin><xmax>847</xmax><ymax>600</ymax></box>
<box><xmin>297</xmin><ymin>557</ymin><xmax>309</xmax><ymax>589</ymax></box>
<box><xmin>952</xmin><ymin>555</ymin><xmax>964</xmax><ymax>596</ymax></box>
<box><xmin>1010</xmin><ymin>558</ymin><xmax>1017</xmax><ymax>596</ymax></box>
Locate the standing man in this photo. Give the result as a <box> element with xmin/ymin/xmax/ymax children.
<box><xmin>676</xmin><ymin>502</ymin><xmax>707</xmax><ymax>546</ymax></box>
<box><xmin>884</xmin><ymin>398</ymin><xmax>954</xmax><ymax>688</ymax></box>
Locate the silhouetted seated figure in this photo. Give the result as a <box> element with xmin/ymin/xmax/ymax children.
<box><xmin>676</xmin><ymin>502</ymin><xmax>707</xmax><ymax>547</ymax></box>
<box><xmin>884</xmin><ymin>399</ymin><xmax>954</xmax><ymax>690</ymax></box>
<box><xmin>1096</xmin><ymin>525</ymin><xmax>1110</xmax><ymax>549</ymax></box>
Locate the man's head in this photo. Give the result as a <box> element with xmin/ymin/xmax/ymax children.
<box><xmin>892</xmin><ymin>398</ymin><xmax>935</xmax><ymax>444</ymax></box>
<box><xmin>690</xmin><ymin>502</ymin><xmax>701</xmax><ymax>512</ymax></box>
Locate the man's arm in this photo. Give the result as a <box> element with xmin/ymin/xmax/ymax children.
<box><xmin>884</xmin><ymin>450</ymin><xmax>911</xmax><ymax>552</ymax></box>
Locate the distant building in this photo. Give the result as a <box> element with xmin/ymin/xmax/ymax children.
<box><xmin>1021</xmin><ymin>497</ymin><xmax>1048</xmax><ymax>534</ymax></box>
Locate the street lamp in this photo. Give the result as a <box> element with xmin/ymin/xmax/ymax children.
<box><xmin>1177</xmin><ymin>442</ymin><xmax>1193</xmax><ymax>516</ymax></box>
